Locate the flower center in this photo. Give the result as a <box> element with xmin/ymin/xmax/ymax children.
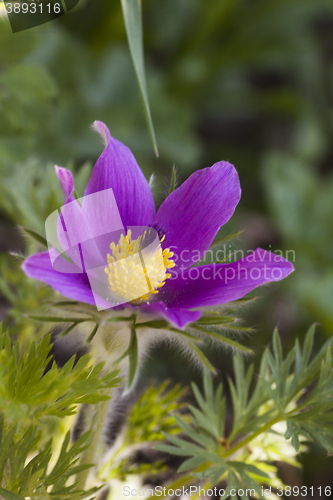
<box><xmin>104</xmin><ymin>229</ymin><xmax>175</xmax><ymax>303</ymax></box>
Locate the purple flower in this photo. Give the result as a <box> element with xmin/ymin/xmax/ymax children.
<box><xmin>22</xmin><ymin>121</ymin><xmax>294</xmax><ymax>330</ymax></box>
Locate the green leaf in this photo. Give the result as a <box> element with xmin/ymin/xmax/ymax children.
<box><xmin>0</xmin><ymin>330</ymin><xmax>122</xmax><ymax>423</ymax></box>
<box><xmin>174</xmin><ymin>415</ymin><xmax>215</xmax><ymax>449</ymax></box>
<box><xmin>168</xmin><ymin>165</ymin><xmax>176</xmax><ymax>194</ymax></box>
<box><xmin>60</xmin><ymin>322</ymin><xmax>79</xmax><ymax>337</ymax></box>
<box><xmin>167</xmin><ymin>327</ymin><xmax>201</xmax><ymax>342</ymax></box>
<box><xmin>285</xmin><ymin>420</ymin><xmax>300</xmax><ymax>451</ymax></box>
<box><xmin>186</xmin><ymin>375</ymin><xmax>227</xmax><ymax>444</ymax></box>
<box><xmin>193</xmin><ymin>315</ymin><xmax>236</xmax><ymax>326</ymax></box>
<box><xmin>177</xmin><ymin>455</ymin><xmax>207</xmax><ymax>473</ymax></box>
<box><xmin>0</xmin><ymin>488</ymin><xmax>25</xmax><ymax>500</ymax></box>
<box><xmin>123</xmin><ymin>382</ymin><xmax>188</xmax><ymax>447</ymax></box>
<box><xmin>187</xmin><ymin>341</ymin><xmax>216</xmax><ymax>373</ymax></box>
<box><xmin>272</xmin><ymin>328</ymin><xmax>283</xmax><ymax>367</ymax></box>
<box><xmin>156</xmin><ymin>326</ymin><xmax>333</xmax><ymax>493</ymax></box>
<box><xmin>20</xmin><ymin>227</ymin><xmax>47</xmax><ymax>248</ymax></box>
<box><xmin>230</xmin><ymin>461</ymin><xmax>270</xmax><ymax>479</ymax></box>
<box><xmin>211</xmin><ymin>231</ymin><xmax>242</xmax><ymax>247</ymax></box>
<box><xmin>106</xmin><ymin>315</ymin><xmax>136</xmax><ymax>323</ymax></box>
<box><xmin>210</xmin><ymin>465</ymin><xmax>228</xmax><ymax>486</ymax></box>
<box><xmin>160</xmin><ymin>432</ymin><xmax>204</xmax><ymax>456</ymax></box>
<box><xmin>53</xmin><ymin>301</ymin><xmax>80</xmax><ymax>307</ymax></box>
<box><xmin>30</xmin><ymin>316</ymin><xmax>92</xmax><ymax>323</ymax></box>
<box><xmin>0</xmin><ymin>419</ymin><xmax>99</xmax><ymax>499</ymax></box>
<box><xmin>135</xmin><ymin>319</ymin><xmax>168</xmax><ymax>329</ymax></box>
<box><xmin>242</xmin><ymin>473</ymin><xmax>265</xmax><ymax>500</ymax></box>
<box><xmin>191</xmin><ymin>324</ymin><xmax>253</xmax><ymax>353</ymax></box>
<box><xmin>154</xmin><ymin>443</ymin><xmax>188</xmax><ymax>457</ymax></box>
<box><xmin>86</xmin><ymin>323</ymin><xmax>99</xmax><ymax>343</ymax></box>
<box><xmin>120</xmin><ymin>0</ymin><xmax>158</xmax><ymax>155</ymax></box>
<box><xmin>302</xmin><ymin>324</ymin><xmax>316</xmax><ymax>367</ymax></box>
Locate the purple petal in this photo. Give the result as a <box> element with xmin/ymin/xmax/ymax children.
<box><xmin>140</xmin><ymin>301</ymin><xmax>202</xmax><ymax>329</ymax></box>
<box><xmin>157</xmin><ymin>249</ymin><xmax>294</xmax><ymax>309</ymax></box>
<box><xmin>54</xmin><ymin>166</ymin><xmax>77</xmax><ymax>266</ymax></box>
<box><xmin>85</xmin><ymin>121</ymin><xmax>156</xmax><ymax>227</ymax></box>
<box><xmin>55</xmin><ymin>166</ymin><xmax>75</xmax><ymax>203</ymax></box>
<box><xmin>55</xmin><ymin>189</ymin><xmax>124</xmax><ymax>270</ymax></box>
<box><xmin>153</xmin><ymin>161</ymin><xmax>241</xmax><ymax>270</ymax></box>
<box><xmin>22</xmin><ymin>251</ymin><xmax>96</xmax><ymax>305</ymax></box>
<box><xmin>93</xmin><ymin>120</ymin><xmax>111</xmax><ymax>147</ymax></box>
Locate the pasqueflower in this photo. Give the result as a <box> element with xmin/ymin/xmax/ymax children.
<box><xmin>22</xmin><ymin>121</ymin><xmax>294</xmax><ymax>330</ymax></box>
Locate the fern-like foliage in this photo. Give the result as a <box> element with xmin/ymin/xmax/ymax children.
<box><xmin>126</xmin><ymin>381</ymin><xmax>189</xmax><ymax>444</ymax></box>
<box><xmin>156</xmin><ymin>326</ymin><xmax>333</xmax><ymax>498</ymax></box>
<box><xmin>0</xmin><ymin>421</ymin><xmax>98</xmax><ymax>500</ymax></box>
<box><xmin>0</xmin><ymin>326</ymin><xmax>121</xmax><ymax>425</ymax></box>
<box><xmin>0</xmin><ymin>325</ymin><xmax>122</xmax><ymax>499</ymax></box>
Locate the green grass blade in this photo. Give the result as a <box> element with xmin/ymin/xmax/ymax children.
<box><xmin>121</xmin><ymin>0</ymin><xmax>158</xmax><ymax>156</ymax></box>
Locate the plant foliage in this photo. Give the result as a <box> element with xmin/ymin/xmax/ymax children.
<box><xmin>0</xmin><ymin>421</ymin><xmax>98</xmax><ymax>500</ymax></box>
<box><xmin>156</xmin><ymin>326</ymin><xmax>333</xmax><ymax>496</ymax></box>
<box><xmin>0</xmin><ymin>325</ymin><xmax>121</xmax><ymax>425</ymax></box>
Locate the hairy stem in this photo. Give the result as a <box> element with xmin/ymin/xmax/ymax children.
<box><xmin>76</xmin><ymin>388</ymin><xmax>113</xmax><ymax>490</ymax></box>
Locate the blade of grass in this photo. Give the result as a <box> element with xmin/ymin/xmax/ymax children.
<box><xmin>121</xmin><ymin>0</ymin><xmax>158</xmax><ymax>156</ymax></box>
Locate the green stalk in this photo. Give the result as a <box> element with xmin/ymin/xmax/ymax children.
<box><xmin>222</xmin><ymin>413</ymin><xmax>284</xmax><ymax>459</ymax></box>
<box><xmin>76</xmin><ymin>387</ymin><xmax>114</xmax><ymax>490</ymax></box>
<box><xmin>223</xmin><ymin>404</ymin><xmax>308</xmax><ymax>460</ymax></box>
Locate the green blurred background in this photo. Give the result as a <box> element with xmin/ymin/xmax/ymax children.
<box><xmin>1</xmin><ymin>0</ymin><xmax>333</xmax><ymax>491</ymax></box>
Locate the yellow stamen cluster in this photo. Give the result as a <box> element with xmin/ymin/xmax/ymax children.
<box><xmin>104</xmin><ymin>229</ymin><xmax>175</xmax><ymax>303</ymax></box>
